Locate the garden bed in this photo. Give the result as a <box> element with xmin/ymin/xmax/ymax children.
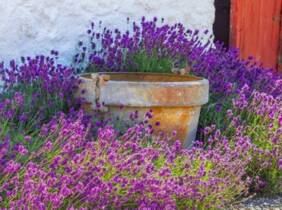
<box><xmin>0</xmin><ymin>18</ymin><xmax>281</xmax><ymax>209</ymax></box>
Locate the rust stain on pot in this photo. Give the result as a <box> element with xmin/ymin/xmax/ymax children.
<box><xmin>81</xmin><ymin>102</ymin><xmax>94</xmax><ymax>113</ymax></box>
<box><xmin>146</xmin><ymin>107</ymin><xmax>193</xmax><ymax>145</ymax></box>
<box><xmin>77</xmin><ymin>72</ymin><xmax>209</xmax><ymax>147</ymax></box>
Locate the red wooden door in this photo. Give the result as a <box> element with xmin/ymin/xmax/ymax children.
<box><xmin>279</xmin><ymin>13</ymin><xmax>282</xmax><ymax>70</ymax></box>
<box><xmin>230</xmin><ymin>0</ymin><xmax>282</xmax><ymax>71</ymax></box>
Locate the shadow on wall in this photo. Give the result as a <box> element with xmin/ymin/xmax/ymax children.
<box><xmin>213</xmin><ymin>0</ymin><xmax>230</xmax><ymax>47</ymax></box>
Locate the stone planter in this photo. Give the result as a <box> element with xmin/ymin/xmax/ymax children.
<box><xmin>78</xmin><ymin>72</ymin><xmax>209</xmax><ymax>147</ymax></box>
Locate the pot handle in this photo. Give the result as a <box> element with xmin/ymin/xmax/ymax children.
<box><xmin>90</xmin><ymin>73</ymin><xmax>110</xmax><ymax>112</ymax></box>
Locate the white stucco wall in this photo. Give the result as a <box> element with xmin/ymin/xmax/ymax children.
<box><xmin>0</xmin><ymin>0</ymin><xmax>215</xmax><ymax>65</ymax></box>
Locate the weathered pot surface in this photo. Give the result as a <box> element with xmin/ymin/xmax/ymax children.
<box><xmin>77</xmin><ymin>72</ymin><xmax>209</xmax><ymax>147</ymax></box>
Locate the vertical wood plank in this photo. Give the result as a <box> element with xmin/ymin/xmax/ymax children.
<box><xmin>230</xmin><ymin>0</ymin><xmax>282</xmax><ymax>70</ymax></box>
<box><xmin>279</xmin><ymin>3</ymin><xmax>282</xmax><ymax>71</ymax></box>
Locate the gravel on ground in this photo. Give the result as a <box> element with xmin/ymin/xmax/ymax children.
<box><xmin>228</xmin><ymin>194</ymin><xmax>282</xmax><ymax>210</ymax></box>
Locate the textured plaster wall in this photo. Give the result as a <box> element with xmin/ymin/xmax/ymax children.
<box><xmin>0</xmin><ymin>0</ymin><xmax>215</xmax><ymax>65</ymax></box>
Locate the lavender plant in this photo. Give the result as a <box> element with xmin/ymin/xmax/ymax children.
<box><xmin>74</xmin><ymin>17</ymin><xmax>210</xmax><ymax>73</ymax></box>
<box><xmin>0</xmin><ymin>54</ymin><xmax>79</xmax><ymax>159</ymax></box>
<box><xmin>192</xmin><ymin>43</ymin><xmax>282</xmax><ymax>134</ymax></box>
<box><xmin>229</xmin><ymin>86</ymin><xmax>282</xmax><ymax>192</ymax></box>
<box><xmin>0</xmin><ymin>112</ymin><xmax>251</xmax><ymax>209</ymax></box>
<box><xmin>189</xmin><ymin>42</ymin><xmax>282</xmax><ymax>193</ymax></box>
<box><xmin>0</xmin><ymin>54</ymin><xmax>78</xmax><ymax>128</ymax></box>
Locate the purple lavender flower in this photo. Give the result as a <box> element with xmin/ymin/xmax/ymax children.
<box><xmin>278</xmin><ymin>159</ymin><xmax>282</xmax><ymax>170</ymax></box>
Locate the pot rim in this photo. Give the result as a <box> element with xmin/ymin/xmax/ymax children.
<box><xmin>79</xmin><ymin>72</ymin><xmax>206</xmax><ymax>84</ymax></box>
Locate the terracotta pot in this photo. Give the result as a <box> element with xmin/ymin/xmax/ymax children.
<box><xmin>77</xmin><ymin>72</ymin><xmax>209</xmax><ymax>147</ymax></box>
